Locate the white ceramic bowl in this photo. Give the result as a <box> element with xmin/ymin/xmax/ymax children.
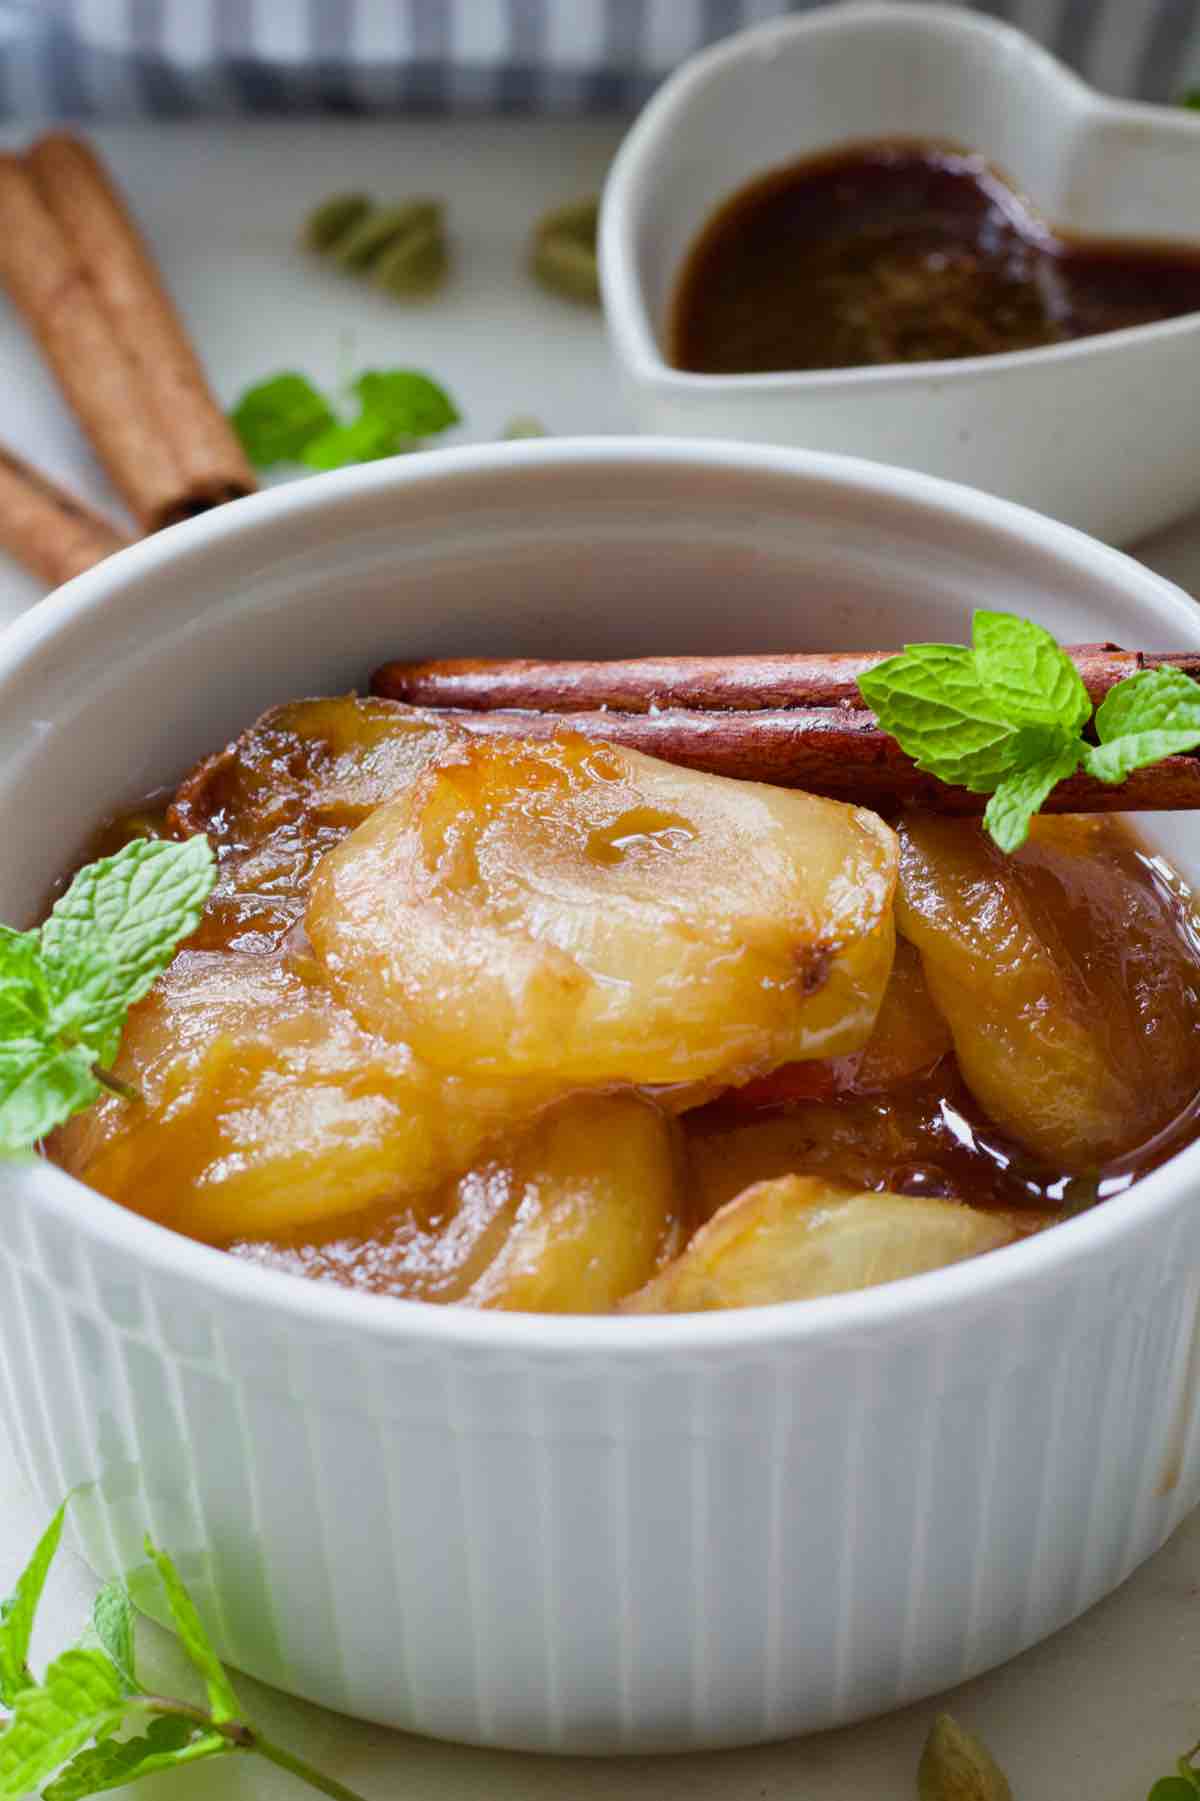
<box><xmin>3</xmin><ymin>439</ymin><xmax>1200</xmax><ymax>1754</ymax></box>
<box><xmin>599</xmin><ymin>3</ymin><xmax>1200</xmax><ymax>545</ymax></box>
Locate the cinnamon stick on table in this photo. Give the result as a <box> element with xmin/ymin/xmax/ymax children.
<box><xmin>0</xmin><ymin>445</ymin><xmax>130</xmax><ymax>587</ymax></box>
<box><xmin>372</xmin><ymin>646</ymin><xmax>1200</xmax><ymax>714</ymax></box>
<box><xmin>0</xmin><ymin>136</ymin><xmax>254</xmax><ymax>531</ymax></box>
<box><xmin>27</xmin><ymin>134</ymin><xmax>255</xmax><ymax>520</ymax></box>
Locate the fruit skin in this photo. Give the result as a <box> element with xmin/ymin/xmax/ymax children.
<box><xmin>896</xmin><ymin>813</ymin><xmax>1200</xmax><ymax>1169</ymax></box>
<box><xmin>622</xmin><ymin>1175</ymin><xmax>1015</xmax><ymax>1313</ymax></box>
<box><xmin>307</xmin><ymin>732</ymin><xmax>899</xmax><ymax>1086</ymax></box>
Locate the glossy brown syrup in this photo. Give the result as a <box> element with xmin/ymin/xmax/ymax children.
<box><xmin>672</xmin><ymin>139</ymin><xmax>1200</xmax><ymax>374</ymax></box>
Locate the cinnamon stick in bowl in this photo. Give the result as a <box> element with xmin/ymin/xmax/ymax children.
<box><xmin>373</xmin><ymin>646</ymin><xmax>1200</xmax><ymax>713</ymax></box>
<box><xmin>417</xmin><ymin>699</ymin><xmax>1200</xmax><ymax>813</ymax></box>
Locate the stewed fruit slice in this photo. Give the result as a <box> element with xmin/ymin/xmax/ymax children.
<box><xmin>896</xmin><ymin>814</ymin><xmax>1200</xmax><ymax>1169</ymax></box>
<box><xmin>623</xmin><ymin>1175</ymin><xmax>1015</xmax><ymax>1312</ymax></box>
<box><xmin>230</xmin><ymin>1091</ymin><xmax>683</xmax><ymax>1313</ymax></box>
<box><xmin>307</xmin><ymin>733</ymin><xmax>898</xmax><ymax>1086</ymax></box>
<box><xmin>51</xmin><ymin>947</ymin><xmax>566</xmax><ymax>1242</ymax></box>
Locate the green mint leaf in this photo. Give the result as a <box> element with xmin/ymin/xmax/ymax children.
<box><xmin>41</xmin><ymin>837</ymin><xmax>215</xmax><ymax>1065</ymax></box>
<box><xmin>41</xmin><ymin>1715</ymin><xmax>229</xmax><ymax>1799</ymax></box>
<box><xmin>352</xmin><ymin>369</ymin><xmax>459</xmax><ymax>438</ymax></box>
<box><xmin>857</xmin><ymin>645</ymin><xmax>1021</xmax><ymax>790</ymax></box>
<box><xmin>1148</xmin><ymin>1779</ymin><xmax>1200</xmax><ymax>1800</ymax></box>
<box><xmin>0</xmin><ymin>1501</ymin><xmax>67</xmax><ymax>1704</ymax></box>
<box><xmin>91</xmin><ymin>1585</ymin><xmax>137</xmax><ymax>1694</ymax></box>
<box><xmin>982</xmin><ymin>736</ymin><xmax>1082</xmax><ymax>852</ymax></box>
<box><xmin>1083</xmin><ymin>666</ymin><xmax>1200</xmax><ymax>783</ymax></box>
<box><xmin>0</xmin><ymin>1648</ymin><xmax>125</xmax><ymax>1794</ymax></box>
<box><xmin>230</xmin><ymin>373</ymin><xmax>336</xmax><ymax>468</ymax></box>
<box><xmin>0</xmin><ymin>1040</ymin><xmax>99</xmax><ymax>1157</ymax></box>
<box><xmin>0</xmin><ymin>927</ymin><xmax>50</xmax><ymax>1042</ymax></box>
<box><xmin>143</xmin><ymin>1541</ymin><xmax>239</xmax><ymax>1724</ymax></box>
<box><xmin>300</xmin><ymin>413</ymin><xmax>400</xmax><ymax>470</ymax></box>
<box><xmin>972</xmin><ymin>610</ymin><xmax>1092</xmax><ymax>730</ymax></box>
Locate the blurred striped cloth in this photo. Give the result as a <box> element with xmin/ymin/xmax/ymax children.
<box><xmin>1</xmin><ymin>1</ymin><xmax>1198</xmax><ymax>116</ymax></box>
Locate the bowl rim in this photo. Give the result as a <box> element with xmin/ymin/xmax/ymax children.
<box><xmin>7</xmin><ymin>432</ymin><xmax>1200</xmax><ymax>1355</ymax></box>
<box><xmin>598</xmin><ymin>0</ymin><xmax>1200</xmax><ymax>398</ymax></box>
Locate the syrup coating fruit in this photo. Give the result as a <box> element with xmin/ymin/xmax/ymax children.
<box><xmin>307</xmin><ymin>733</ymin><xmax>899</xmax><ymax>1085</ymax></box>
<box><xmin>896</xmin><ymin>814</ymin><xmax>1200</xmax><ymax>1168</ymax></box>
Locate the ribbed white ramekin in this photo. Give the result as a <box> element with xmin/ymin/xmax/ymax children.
<box><xmin>2</xmin><ymin>441</ymin><xmax>1200</xmax><ymax>1752</ymax></box>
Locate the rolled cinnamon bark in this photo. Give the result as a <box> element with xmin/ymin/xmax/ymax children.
<box><xmin>421</xmin><ymin>702</ymin><xmax>1200</xmax><ymax>813</ymax></box>
<box><xmin>0</xmin><ymin>153</ymin><xmax>183</xmax><ymax>529</ymax></box>
<box><xmin>372</xmin><ymin>646</ymin><xmax>1200</xmax><ymax>714</ymax></box>
<box><xmin>27</xmin><ymin>134</ymin><xmax>255</xmax><ymax>523</ymax></box>
<box><xmin>0</xmin><ymin>445</ymin><xmax>130</xmax><ymax>586</ymax></box>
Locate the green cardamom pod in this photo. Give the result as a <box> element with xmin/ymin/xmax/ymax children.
<box><xmin>373</xmin><ymin>222</ymin><xmax>449</xmax><ymax>297</ymax></box>
<box><xmin>918</xmin><ymin>1713</ymin><xmax>1013</xmax><ymax>1801</ymax></box>
<box><xmin>529</xmin><ymin>195</ymin><xmax>600</xmax><ymax>305</ymax></box>
<box><xmin>302</xmin><ymin>193</ymin><xmax>450</xmax><ymax>298</ymax></box>
<box><xmin>303</xmin><ymin>192</ymin><xmax>370</xmax><ymax>252</ymax></box>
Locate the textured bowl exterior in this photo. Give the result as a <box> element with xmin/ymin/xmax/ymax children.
<box><xmin>599</xmin><ymin>3</ymin><xmax>1200</xmax><ymax>543</ymax></box>
<box><xmin>2</xmin><ymin>439</ymin><xmax>1200</xmax><ymax>1750</ymax></box>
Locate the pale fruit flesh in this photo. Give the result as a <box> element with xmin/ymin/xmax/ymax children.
<box><xmin>233</xmin><ymin>1092</ymin><xmax>682</xmax><ymax>1313</ymax></box>
<box><xmin>306</xmin><ymin>733</ymin><xmax>899</xmax><ymax>1086</ymax></box>
<box><xmin>623</xmin><ymin>1175</ymin><xmax>1016</xmax><ymax>1312</ymax></box>
<box><xmin>52</xmin><ymin>949</ymin><xmax>568</xmax><ymax>1242</ymax></box>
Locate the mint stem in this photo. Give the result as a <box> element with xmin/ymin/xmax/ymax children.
<box><xmin>93</xmin><ymin>1067</ymin><xmax>142</xmax><ymax>1105</ymax></box>
<box><xmin>248</xmin><ymin>1730</ymin><xmax>372</xmax><ymax>1800</ymax></box>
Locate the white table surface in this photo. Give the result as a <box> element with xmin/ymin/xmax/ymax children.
<box><xmin>4</xmin><ymin>117</ymin><xmax>1200</xmax><ymax>1800</ymax></box>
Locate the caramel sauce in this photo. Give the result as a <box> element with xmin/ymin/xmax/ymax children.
<box><xmin>672</xmin><ymin>139</ymin><xmax>1200</xmax><ymax>375</ymax></box>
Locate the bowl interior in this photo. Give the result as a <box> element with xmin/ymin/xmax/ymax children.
<box><xmin>3</xmin><ymin>438</ymin><xmax>1200</xmax><ymax>919</ymax></box>
<box><xmin>609</xmin><ymin>5</ymin><xmax>1200</xmax><ymax>363</ymax></box>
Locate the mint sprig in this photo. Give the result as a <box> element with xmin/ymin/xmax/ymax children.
<box><xmin>231</xmin><ymin>365</ymin><xmax>460</xmax><ymax>472</ymax></box>
<box><xmin>0</xmin><ymin>836</ymin><xmax>215</xmax><ymax>1156</ymax></box>
<box><xmin>858</xmin><ymin>612</ymin><xmax>1200</xmax><ymax>851</ymax></box>
<box><xmin>0</xmin><ymin>1501</ymin><xmax>369</xmax><ymax>1800</ymax></box>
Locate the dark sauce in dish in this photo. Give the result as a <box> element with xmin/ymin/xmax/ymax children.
<box><xmin>671</xmin><ymin>139</ymin><xmax>1200</xmax><ymax>375</ymax></box>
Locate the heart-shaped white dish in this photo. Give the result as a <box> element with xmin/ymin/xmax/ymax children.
<box><xmin>600</xmin><ymin>2</ymin><xmax>1200</xmax><ymax>545</ymax></box>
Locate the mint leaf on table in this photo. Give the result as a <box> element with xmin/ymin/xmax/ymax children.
<box><xmin>352</xmin><ymin>369</ymin><xmax>459</xmax><ymax>437</ymax></box>
<box><xmin>0</xmin><ymin>1649</ymin><xmax>126</xmax><ymax>1794</ymax></box>
<box><xmin>1082</xmin><ymin>665</ymin><xmax>1200</xmax><ymax>785</ymax></box>
<box><xmin>0</xmin><ymin>1501</ymin><xmax>67</xmax><ymax>1706</ymax></box>
<box><xmin>91</xmin><ymin>1585</ymin><xmax>137</xmax><ymax>1696</ymax></box>
<box><xmin>142</xmin><ymin>1542</ymin><xmax>238</xmax><ymax>1725</ymax></box>
<box><xmin>0</xmin><ymin>836</ymin><xmax>215</xmax><ymax>1156</ymax></box>
<box><xmin>857</xmin><ymin>610</ymin><xmax>1200</xmax><ymax>852</ymax></box>
<box><xmin>230</xmin><ymin>373</ymin><xmax>336</xmax><ymax>468</ymax></box>
<box><xmin>0</xmin><ymin>1503</ymin><xmax>370</xmax><ymax>1801</ymax></box>
<box><xmin>41</xmin><ymin>1716</ymin><xmax>229</xmax><ymax>1799</ymax></box>
<box><xmin>299</xmin><ymin>413</ymin><xmax>398</xmax><ymax>471</ymax></box>
<box><xmin>231</xmin><ymin>366</ymin><xmax>461</xmax><ymax>472</ymax></box>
